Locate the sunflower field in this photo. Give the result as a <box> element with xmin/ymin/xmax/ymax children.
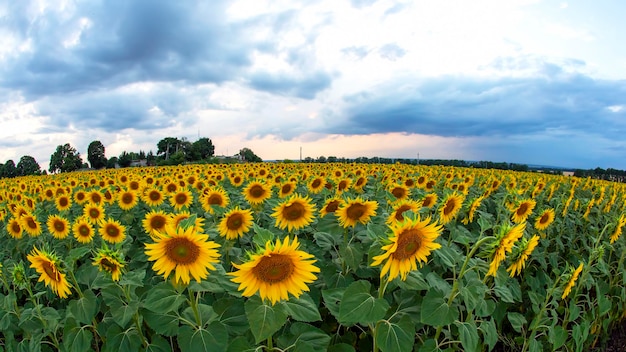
<box><xmin>1</xmin><ymin>162</ymin><xmax>625</xmax><ymax>351</ymax></box>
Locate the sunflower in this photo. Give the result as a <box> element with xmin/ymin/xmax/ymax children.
<box><xmin>610</xmin><ymin>214</ymin><xmax>626</xmax><ymax>244</ymax></box>
<box><xmin>438</xmin><ymin>193</ymin><xmax>464</xmax><ymax>225</ymax></box>
<box><xmin>200</xmin><ymin>188</ymin><xmax>230</xmax><ymax>214</ymax></box>
<box><xmin>354</xmin><ymin>176</ymin><xmax>368</xmax><ymax>192</ymax></box>
<box><xmin>534</xmin><ymin>208</ymin><xmax>555</xmax><ymax>231</ymax></box>
<box><xmin>462</xmin><ymin>195</ymin><xmax>485</xmax><ymax>225</ymax></box>
<box><xmin>389</xmin><ymin>185</ymin><xmax>410</xmax><ymax>202</ymax></box>
<box><xmin>144</xmin><ymin>222</ymin><xmax>221</xmax><ymax>285</ymax></box>
<box><xmin>20</xmin><ymin>213</ymin><xmax>42</xmax><ymax>236</ymax></box>
<box><xmin>229</xmin><ymin>173</ymin><xmax>245</xmax><ymax>187</ymax></box>
<box><xmin>278</xmin><ymin>182</ymin><xmax>297</xmax><ymax>198</ymax></box>
<box><xmin>6</xmin><ymin>218</ymin><xmax>23</xmax><ymax>239</ymax></box>
<box><xmin>320</xmin><ymin>197</ymin><xmax>344</xmax><ymax>217</ymax></box>
<box><xmin>92</xmin><ymin>248</ymin><xmax>126</xmax><ymax>281</ymax></box>
<box><xmin>170</xmin><ymin>189</ymin><xmax>194</xmax><ymax>211</ymax></box>
<box><xmin>143</xmin><ymin>210</ymin><xmax>171</xmax><ymax>237</ymax></box>
<box><xmin>307</xmin><ymin>177</ymin><xmax>326</xmax><ymax>194</ymax></box>
<box><xmin>243</xmin><ymin>181</ymin><xmax>272</xmax><ymax>205</ymax></box>
<box><xmin>83</xmin><ymin>202</ymin><xmax>106</xmax><ymax>224</ymax></box>
<box><xmin>421</xmin><ymin>193</ymin><xmax>438</xmax><ymax>209</ymax></box>
<box><xmin>229</xmin><ymin>236</ymin><xmax>320</xmax><ymax>305</ymax></box>
<box><xmin>118</xmin><ymin>190</ymin><xmax>139</xmax><ymax>211</ymax></box>
<box><xmin>272</xmin><ymin>194</ymin><xmax>316</xmax><ymax>232</ymax></box>
<box><xmin>99</xmin><ymin>218</ymin><xmax>127</xmax><ymax>244</ymax></box>
<box><xmin>27</xmin><ymin>247</ymin><xmax>72</xmax><ymax>298</ymax></box>
<box><xmin>142</xmin><ymin>187</ymin><xmax>165</xmax><ymax>207</ymax></box>
<box><xmin>47</xmin><ymin>215</ymin><xmax>70</xmax><ymax>239</ymax></box>
<box><xmin>371</xmin><ymin>216</ymin><xmax>442</xmax><ymax>281</ymax></box>
<box><xmin>336</xmin><ymin>178</ymin><xmax>352</xmax><ymax>194</ymax></box>
<box><xmin>89</xmin><ymin>190</ymin><xmax>104</xmax><ymax>204</ymax></box>
<box><xmin>487</xmin><ymin>222</ymin><xmax>525</xmax><ymax>277</ymax></box>
<box><xmin>74</xmin><ymin>190</ymin><xmax>88</xmax><ymax>204</ymax></box>
<box><xmin>337</xmin><ymin>197</ymin><xmax>378</xmax><ymax>228</ymax></box>
<box><xmin>562</xmin><ymin>263</ymin><xmax>584</xmax><ymax>300</ymax></box>
<box><xmin>386</xmin><ymin>200</ymin><xmax>421</xmax><ymax>224</ymax></box>
<box><xmin>511</xmin><ymin>199</ymin><xmax>536</xmax><ymax>224</ymax></box>
<box><xmin>218</xmin><ymin>207</ymin><xmax>254</xmax><ymax>240</ymax></box>
<box><xmin>55</xmin><ymin>195</ymin><xmax>72</xmax><ymax>212</ymax></box>
<box><xmin>507</xmin><ymin>235</ymin><xmax>540</xmax><ymax>277</ymax></box>
<box><xmin>73</xmin><ymin>218</ymin><xmax>95</xmax><ymax>244</ymax></box>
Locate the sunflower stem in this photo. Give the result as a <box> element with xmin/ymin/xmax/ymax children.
<box><xmin>522</xmin><ymin>273</ymin><xmax>562</xmax><ymax>352</ymax></box>
<box><xmin>67</xmin><ymin>269</ymin><xmax>84</xmax><ymax>299</ymax></box>
<box><xmin>266</xmin><ymin>336</ymin><xmax>274</xmax><ymax>351</ymax></box>
<box><xmin>188</xmin><ymin>289</ymin><xmax>202</xmax><ymax>327</ymax></box>
<box><xmin>372</xmin><ymin>279</ymin><xmax>391</xmax><ymax>352</ymax></box>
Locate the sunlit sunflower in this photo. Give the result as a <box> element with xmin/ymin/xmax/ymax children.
<box><xmin>118</xmin><ymin>190</ymin><xmax>139</xmax><ymax>211</ymax></box>
<box><xmin>272</xmin><ymin>194</ymin><xmax>316</xmax><ymax>231</ymax></box>
<box><xmin>337</xmin><ymin>197</ymin><xmax>378</xmax><ymax>228</ymax></box>
<box><xmin>507</xmin><ymin>235</ymin><xmax>540</xmax><ymax>277</ymax></box>
<box><xmin>243</xmin><ymin>181</ymin><xmax>272</xmax><ymax>205</ymax></box>
<box><xmin>307</xmin><ymin>177</ymin><xmax>326</xmax><ymax>194</ymax></box>
<box><xmin>47</xmin><ymin>215</ymin><xmax>70</xmax><ymax>239</ymax></box>
<box><xmin>27</xmin><ymin>247</ymin><xmax>72</xmax><ymax>298</ymax></box>
<box><xmin>99</xmin><ymin>218</ymin><xmax>127</xmax><ymax>244</ymax></box>
<box><xmin>511</xmin><ymin>199</ymin><xmax>536</xmax><ymax>224</ymax></box>
<box><xmin>142</xmin><ymin>187</ymin><xmax>165</xmax><ymax>207</ymax></box>
<box><xmin>278</xmin><ymin>182</ymin><xmax>297</xmax><ymax>198</ymax></box>
<box><xmin>200</xmin><ymin>188</ymin><xmax>230</xmax><ymax>214</ymax></box>
<box><xmin>6</xmin><ymin>218</ymin><xmax>23</xmax><ymax>239</ymax></box>
<box><xmin>218</xmin><ymin>207</ymin><xmax>254</xmax><ymax>240</ymax></box>
<box><xmin>389</xmin><ymin>185</ymin><xmax>410</xmax><ymax>202</ymax></box>
<box><xmin>55</xmin><ymin>195</ymin><xmax>72</xmax><ymax>212</ymax></box>
<box><xmin>20</xmin><ymin>213</ymin><xmax>42</xmax><ymax>236</ymax></box>
<box><xmin>89</xmin><ymin>190</ymin><xmax>103</xmax><ymax>204</ymax></box>
<box><xmin>320</xmin><ymin>197</ymin><xmax>344</xmax><ymax>217</ymax></box>
<box><xmin>229</xmin><ymin>173</ymin><xmax>245</xmax><ymax>187</ymax></box>
<box><xmin>74</xmin><ymin>190</ymin><xmax>88</xmax><ymax>204</ymax></box>
<box><xmin>486</xmin><ymin>222</ymin><xmax>526</xmax><ymax>277</ymax></box>
<box><xmin>386</xmin><ymin>200</ymin><xmax>421</xmax><ymax>224</ymax></box>
<box><xmin>92</xmin><ymin>248</ymin><xmax>126</xmax><ymax>281</ymax></box>
<box><xmin>462</xmin><ymin>195</ymin><xmax>485</xmax><ymax>225</ymax></box>
<box><xmin>83</xmin><ymin>202</ymin><xmax>106</xmax><ymax>224</ymax></box>
<box><xmin>73</xmin><ymin>218</ymin><xmax>95</xmax><ymax>244</ymax></box>
<box><xmin>354</xmin><ymin>176</ymin><xmax>368</xmax><ymax>192</ymax></box>
<box><xmin>145</xmin><ymin>222</ymin><xmax>221</xmax><ymax>285</ymax></box>
<box><xmin>336</xmin><ymin>178</ymin><xmax>352</xmax><ymax>194</ymax></box>
<box><xmin>171</xmin><ymin>211</ymin><xmax>205</xmax><ymax>233</ymax></box>
<box><xmin>371</xmin><ymin>216</ymin><xmax>442</xmax><ymax>281</ymax></box>
<box><xmin>610</xmin><ymin>214</ymin><xmax>626</xmax><ymax>244</ymax></box>
<box><xmin>534</xmin><ymin>208</ymin><xmax>555</xmax><ymax>231</ymax></box>
<box><xmin>229</xmin><ymin>236</ymin><xmax>320</xmax><ymax>305</ymax></box>
<box><xmin>169</xmin><ymin>189</ymin><xmax>193</xmax><ymax>211</ymax></box>
<box><xmin>421</xmin><ymin>193</ymin><xmax>438</xmax><ymax>209</ymax></box>
<box><xmin>142</xmin><ymin>210</ymin><xmax>170</xmax><ymax>237</ymax></box>
<box><xmin>438</xmin><ymin>193</ymin><xmax>465</xmax><ymax>225</ymax></box>
<box><xmin>562</xmin><ymin>262</ymin><xmax>584</xmax><ymax>300</ymax></box>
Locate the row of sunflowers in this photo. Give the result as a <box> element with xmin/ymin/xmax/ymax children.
<box><xmin>1</xmin><ymin>162</ymin><xmax>625</xmax><ymax>351</ymax></box>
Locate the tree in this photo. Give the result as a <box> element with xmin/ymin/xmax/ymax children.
<box><xmin>16</xmin><ymin>155</ymin><xmax>41</xmax><ymax>176</ymax></box>
<box><xmin>87</xmin><ymin>140</ymin><xmax>107</xmax><ymax>169</ymax></box>
<box><xmin>190</xmin><ymin>137</ymin><xmax>215</xmax><ymax>161</ymax></box>
<box><xmin>107</xmin><ymin>157</ymin><xmax>119</xmax><ymax>169</ymax></box>
<box><xmin>49</xmin><ymin>143</ymin><xmax>83</xmax><ymax>173</ymax></box>
<box><xmin>118</xmin><ymin>151</ymin><xmax>132</xmax><ymax>168</ymax></box>
<box><xmin>156</xmin><ymin>137</ymin><xmax>182</xmax><ymax>159</ymax></box>
<box><xmin>1</xmin><ymin>160</ymin><xmax>17</xmax><ymax>178</ymax></box>
<box><xmin>238</xmin><ymin>148</ymin><xmax>262</xmax><ymax>162</ymax></box>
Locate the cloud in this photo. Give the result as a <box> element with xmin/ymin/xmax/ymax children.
<box><xmin>378</xmin><ymin>43</ymin><xmax>406</xmax><ymax>61</ymax></box>
<box><xmin>248</xmin><ymin>71</ymin><xmax>333</xmax><ymax>99</ymax></box>
<box><xmin>331</xmin><ymin>61</ymin><xmax>626</xmax><ymax>139</ymax></box>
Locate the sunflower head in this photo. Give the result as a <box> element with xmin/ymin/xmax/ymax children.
<box><xmin>143</xmin><ymin>210</ymin><xmax>171</xmax><ymax>237</ymax></box>
<box><xmin>337</xmin><ymin>197</ymin><xmax>378</xmax><ymax>228</ymax></box>
<box><xmin>47</xmin><ymin>214</ymin><xmax>71</xmax><ymax>239</ymax></box>
<box><xmin>438</xmin><ymin>193</ymin><xmax>465</xmax><ymax>225</ymax></box>
<box><xmin>218</xmin><ymin>207</ymin><xmax>254</xmax><ymax>240</ymax></box>
<box><xmin>243</xmin><ymin>181</ymin><xmax>272</xmax><ymax>205</ymax></box>
<box><xmin>11</xmin><ymin>261</ymin><xmax>29</xmax><ymax>289</ymax></box>
<box><xmin>201</xmin><ymin>188</ymin><xmax>230</xmax><ymax>214</ymax></box>
<box><xmin>170</xmin><ymin>190</ymin><xmax>194</xmax><ymax>210</ymax></box>
<box><xmin>320</xmin><ymin>197</ymin><xmax>344</xmax><ymax>217</ymax></box>
<box><xmin>272</xmin><ymin>194</ymin><xmax>316</xmax><ymax>232</ymax></box>
<box><xmin>99</xmin><ymin>218</ymin><xmax>127</xmax><ymax>244</ymax></box>
<box><xmin>93</xmin><ymin>247</ymin><xmax>126</xmax><ymax>281</ymax></box>
<box><xmin>73</xmin><ymin>217</ymin><xmax>95</xmax><ymax>244</ymax></box>
<box><xmin>534</xmin><ymin>208</ymin><xmax>555</xmax><ymax>231</ymax></box>
<box><xmin>27</xmin><ymin>247</ymin><xmax>72</xmax><ymax>298</ymax></box>
<box><xmin>511</xmin><ymin>199</ymin><xmax>536</xmax><ymax>224</ymax></box>
<box><xmin>229</xmin><ymin>236</ymin><xmax>320</xmax><ymax>305</ymax></box>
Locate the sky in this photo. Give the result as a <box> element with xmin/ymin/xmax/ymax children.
<box><xmin>1</xmin><ymin>0</ymin><xmax>626</xmax><ymax>171</ymax></box>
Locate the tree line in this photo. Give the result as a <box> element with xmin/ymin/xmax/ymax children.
<box><xmin>0</xmin><ymin>136</ymin><xmax>263</xmax><ymax>178</ymax></box>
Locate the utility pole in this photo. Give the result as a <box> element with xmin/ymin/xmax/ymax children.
<box><xmin>300</xmin><ymin>147</ymin><xmax>302</xmax><ymax>162</ymax></box>
<box><xmin>417</xmin><ymin>152</ymin><xmax>420</xmax><ymax>165</ymax></box>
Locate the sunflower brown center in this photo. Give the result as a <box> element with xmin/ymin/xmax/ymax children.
<box><xmin>284</xmin><ymin>202</ymin><xmax>305</xmax><ymax>221</ymax></box>
<box><xmin>311</xmin><ymin>179</ymin><xmax>322</xmax><ymax>188</ymax></box>
<box><xmin>165</xmin><ymin>238</ymin><xmax>200</xmax><ymax>265</ymax></box>
<box><xmin>175</xmin><ymin>194</ymin><xmax>188</xmax><ymax>205</ymax></box>
<box><xmin>395</xmin><ymin>205</ymin><xmax>412</xmax><ymax>221</ymax></box>
<box><xmin>422</xmin><ymin>197</ymin><xmax>434</xmax><ymax>208</ymax></box>
<box><xmin>226</xmin><ymin>213</ymin><xmax>243</xmax><ymax>230</ymax></box>
<box><xmin>539</xmin><ymin>213</ymin><xmax>550</xmax><ymax>224</ymax></box>
<box><xmin>149</xmin><ymin>191</ymin><xmax>162</xmax><ymax>201</ymax></box>
<box><xmin>11</xmin><ymin>222</ymin><xmax>21</xmax><ymax>233</ymax></box>
<box><xmin>77</xmin><ymin>193</ymin><xmax>85</xmax><ymax>201</ymax></box>
<box><xmin>122</xmin><ymin>193</ymin><xmax>134</xmax><ymax>204</ymax></box>
<box><xmin>249</xmin><ymin>185</ymin><xmax>265</xmax><ymax>198</ymax></box>
<box><xmin>106</xmin><ymin>224</ymin><xmax>120</xmax><ymax>238</ymax></box>
<box><xmin>91</xmin><ymin>193</ymin><xmax>102</xmax><ymax>203</ymax></box>
<box><xmin>392</xmin><ymin>187</ymin><xmax>406</xmax><ymax>199</ymax></box>
<box><xmin>79</xmin><ymin>225</ymin><xmax>90</xmax><ymax>236</ymax></box>
<box><xmin>26</xmin><ymin>217</ymin><xmax>37</xmax><ymax>230</ymax></box>
<box><xmin>234</xmin><ymin>176</ymin><xmax>241</xmax><ymax>184</ymax></box>
<box><xmin>346</xmin><ymin>203</ymin><xmax>366</xmax><ymax>220</ymax></box>
<box><xmin>151</xmin><ymin>215</ymin><xmax>166</xmax><ymax>229</ymax></box>
<box><xmin>392</xmin><ymin>229</ymin><xmax>423</xmax><ymax>260</ymax></box>
<box><xmin>167</xmin><ymin>184</ymin><xmax>177</xmax><ymax>193</ymax></box>
<box><xmin>356</xmin><ymin>177</ymin><xmax>366</xmax><ymax>187</ymax></box>
<box><xmin>54</xmin><ymin>220</ymin><xmax>66</xmax><ymax>232</ymax></box>
<box><xmin>100</xmin><ymin>258</ymin><xmax>117</xmax><ymax>272</ymax></box>
<box><xmin>90</xmin><ymin>209</ymin><xmax>100</xmax><ymax>218</ymax></box>
<box><xmin>443</xmin><ymin>199</ymin><xmax>457</xmax><ymax>216</ymax></box>
<box><xmin>281</xmin><ymin>184</ymin><xmax>293</xmax><ymax>194</ymax></box>
<box><xmin>517</xmin><ymin>203</ymin><xmax>529</xmax><ymax>216</ymax></box>
<box><xmin>252</xmin><ymin>254</ymin><xmax>294</xmax><ymax>283</ymax></box>
<box><xmin>208</xmin><ymin>194</ymin><xmax>223</xmax><ymax>205</ymax></box>
<box><xmin>42</xmin><ymin>261</ymin><xmax>61</xmax><ymax>282</ymax></box>
<box><xmin>338</xmin><ymin>181</ymin><xmax>348</xmax><ymax>191</ymax></box>
<box><xmin>325</xmin><ymin>200</ymin><xmax>340</xmax><ymax>213</ymax></box>
<box><xmin>59</xmin><ymin>198</ymin><xmax>69</xmax><ymax>207</ymax></box>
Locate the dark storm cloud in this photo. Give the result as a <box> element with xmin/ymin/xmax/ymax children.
<box><xmin>249</xmin><ymin>71</ymin><xmax>333</xmax><ymax>99</ymax></box>
<box><xmin>332</xmin><ymin>69</ymin><xmax>626</xmax><ymax>138</ymax></box>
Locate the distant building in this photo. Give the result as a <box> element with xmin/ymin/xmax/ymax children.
<box><xmin>130</xmin><ymin>159</ymin><xmax>148</xmax><ymax>167</ymax></box>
